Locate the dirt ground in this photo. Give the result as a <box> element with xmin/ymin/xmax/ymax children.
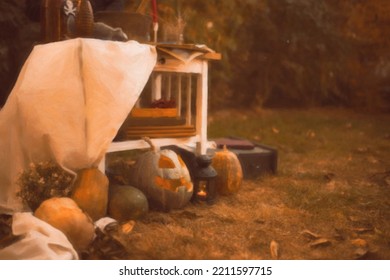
<box><xmin>95</xmin><ymin>108</ymin><xmax>390</xmax><ymax>260</ymax></box>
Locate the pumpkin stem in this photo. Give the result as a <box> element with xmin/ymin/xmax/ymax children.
<box><xmin>223</xmin><ymin>144</ymin><xmax>228</xmax><ymax>152</ymax></box>
<box><xmin>142</xmin><ymin>137</ymin><xmax>159</xmax><ymax>152</ymax></box>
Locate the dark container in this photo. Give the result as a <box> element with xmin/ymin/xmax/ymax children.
<box><xmin>163</xmin><ymin>138</ymin><xmax>277</xmax><ymax>180</ymax></box>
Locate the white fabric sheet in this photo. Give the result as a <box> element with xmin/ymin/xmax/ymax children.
<box><xmin>0</xmin><ymin>212</ymin><xmax>79</xmax><ymax>260</ymax></box>
<box><xmin>0</xmin><ymin>38</ymin><xmax>157</xmax><ymax>213</ymax></box>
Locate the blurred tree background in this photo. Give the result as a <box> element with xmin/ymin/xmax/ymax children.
<box><xmin>1</xmin><ymin>0</ymin><xmax>390</xmax><ymax>112</ymax></box>
<box><xmin>177</xmin><ymin>0</ymin><xmax>390</xmax><ymax>112</ymax></box>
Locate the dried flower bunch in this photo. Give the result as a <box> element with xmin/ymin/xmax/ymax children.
<box><xmin>17</xmin><ymin>161</ymin><xmax>74</xmax><ymax>211</ymax></box>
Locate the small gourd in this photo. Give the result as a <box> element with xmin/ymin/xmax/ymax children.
<box><xmin>128</xmin><ymin>138</ymin><xmax>193</xmax><ymax>211</ymax></box>
<box><xmin>212</xmin><ymin>145</ymin><xmax>243</xmax><ymax>195</ymax></box>
<box><xmin>108</xmin><ymin>185</ymin><xmax>148</xmax><ymax>221</ymax></box>
<box><xmin>34</xmin><ymin>197</ymin><xmax>95</xmax><ymax>252</ymax></box>
<box><xmin>71</xmin><ymin>167</ymin><xmax>109</xmax><ymax>221</ymax></box>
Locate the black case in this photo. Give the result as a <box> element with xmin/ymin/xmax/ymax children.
<box><xmin>163</xmin><ymin>138</ymin><xmax>277</xmax><ymax>180</ymax></box>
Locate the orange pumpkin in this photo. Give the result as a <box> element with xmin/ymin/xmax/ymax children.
<box><xmin>212</xmin><ymin>145</ymin><xmax>243</xmax><ymax>195</ymax></box>
<box><xmin>34</xmin><ymin>197</ymin><xmax>95</xmax><ymax>252</ymax></box>
<box><xmin>129</xmin><ymin>138</ymin><xmax>193</xmax><ymax>211</ymax></box>
<box><xmin>71</xmin><ymin>168</ymin><xmax>109</xmax><ymax>221</ymax></box>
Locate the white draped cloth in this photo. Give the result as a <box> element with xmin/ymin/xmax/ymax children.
<box><xmin>0</xmin><ymin>212</ymin><xmax>79</xmax><ymax>260</ymax></box>
<box><xmin>0</xmin><ymin>38</ymin><xmax>157</xmax><ymax>213</ymax></box>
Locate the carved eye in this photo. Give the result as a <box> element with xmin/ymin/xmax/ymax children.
<box><xmin>158</xmin><ymin>154</ymin><xmax>176</xmax><ymax>168</ymax></box>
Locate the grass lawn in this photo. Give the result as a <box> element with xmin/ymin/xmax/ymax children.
<box><xmin>104</xmin><ymin>108</ymin><xmax>390</xmax><ymax>260</ymax></box>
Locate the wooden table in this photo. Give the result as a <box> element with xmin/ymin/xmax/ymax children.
<box><xmin>99</xmin><ymin>43</ymin><xmax>221</xmax><ymax>172</ymax></box>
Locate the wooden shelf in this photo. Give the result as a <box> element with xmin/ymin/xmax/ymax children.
<box><xmin>101</xmin><ymin>41</ymin><xmax>216</xmax><ymax>172</ymax></box>
<box><xmin>121</xmin><ymin>125</ymin><xmax>196</xmax><ymax>139</ymax></box>
<box><xmin>130</xmin><ymin>108</ymin><xmax>177</xmax><ymax>118</ymax></box>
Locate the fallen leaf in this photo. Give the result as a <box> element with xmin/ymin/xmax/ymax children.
<box><xmin>272</xmin><ymin>127</ymin><xmax>279</xmax><ymax>134</ymax></box>
<box><xmin>309</xmin><ymin>238</ymin><xmax>331</xmax><ymax>248</ymax></box>
<box><xmin>384</xmin><ymin>175</ymin><xmax>390</xmax><ymax>185</ymax></box>
<box><xmin>253</xmin><ymin>218</ymin><xmax>266</xmax><ymax>224</ymax></box>
<box><xmin>351</xmin><ymin>238</ymin><xmax>368</xmax><ymax>248</ymax></box>
<box><xmin>121</xmin><ymin>220</ymin><xmax>136</xmax><ymax>234</ymax></box>
<box><xmin>301</xmin><ymin>229</ymin><xmax>321</xmax><ymax>240</ymax></box>
<box><xmin>348</xmin><ymin>216</ymin><xmax>361</xmax><ymax>222</ymax></box>
<box><xmin>270</xmin><ymin>240</ymin><xmax>279</xmax><ymax>259</ymax></box>
<box><xmin>367</xmin><ymin>156</ymin><xmax>379</xmax><ymax>164</ymax></box>
<box><xmin>355</xmin><ymin>147</ymin><xmax>369</xmax><ymax>153</ymax></box>
<box><xmin>306</xmin><ymin>130</ymin><xmax>316</xmax><ymax>138</ymax></box>
<box><xmin>326</xmin><ymin>180</ymin><xmax>337</xmax><ymax>191</ymax></box>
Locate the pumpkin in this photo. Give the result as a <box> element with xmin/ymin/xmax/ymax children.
<box><xmin>128</xmin><ymin>137</ymin><xmax>193</xmax><ymax>211</ymax></box>
<box><xmin>71</xmin><ymin>168</ymin><xmax>109</xmax><ymax>221</ymax></box>
<box><xmin>108</xmin><ymin>185</ymin><xmax>148</xmax><ymax>221</ymax></box>
<box><xmin>34</xmin><ymin>197</ymin><xmax>95</xmax><ymax>252</ymax></box>
<box><xmin>211</xmin><ymin>145</ymin><xmax>243</xmax><ymax>195</ymax></box>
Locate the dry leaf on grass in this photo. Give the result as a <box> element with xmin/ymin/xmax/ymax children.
<box><xmin>353</xmin><ymin>227</ymin><xmax>374</xmax><ymax>234</ymax></box>
<box><xmin>351</xmin><ymin>238</ymin><xmax>368</xmax><ymax>248</ymax></box>
<box><xmin>355</xmin><ymin>147</ymin><xmax>369</xmax><ymax>154</ymax></box>
<box><xmin>301</xmin><ymin>229</ymin><xmax>321</xmax><ymax>240</ymax></box>
<box><xmin>309</xmin><ymin>238</ymin><xmax>331</xmax><ymax>248</ymax></box>
<box><xmin>270</xmin><ymin>240</ymin><xmax>279</xmax><ymax>259</ymax></box>
<box><xmin>306</xmin><ymin>130</ymin><xmax>316</xmax><ymax>138</ymax></box>
<box><xmin>121</xmin><ymin>221</ymin><xmax>136</xmax><ymax>234</ymax></box>
<box><xmin>385</xmin><ymin>176</ymin><xmax>390</xmax><ymax>187</ymax></box>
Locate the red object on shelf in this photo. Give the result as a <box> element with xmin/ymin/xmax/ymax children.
<box><xmin>151</xmin><ymin>0</ymin><xmax>158</xmax><ymax>23</ymax></box>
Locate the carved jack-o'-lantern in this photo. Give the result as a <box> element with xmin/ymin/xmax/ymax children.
<box><xmin>129</xmin><ymin>138</ymin><xmax>193</xmax><ymax>211</ymax></box>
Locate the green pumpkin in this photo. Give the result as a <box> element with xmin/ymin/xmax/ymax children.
<box><xmin>108</xmin><ymin>185</ymin><xmax>148</xmax><ymax>221</ymax></box>
<box><xmin>129</xmin><ymin>138</ymin><xmax>193</xmax><ymax>211</ymax></box>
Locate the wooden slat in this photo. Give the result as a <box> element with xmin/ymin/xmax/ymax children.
<box><xmin>130</xmin><ymin>108</ymin><xmax>177</xmax><ymax>118</ymax></box>
<box><xmin>123</xmin><ymin>125</ymin><xmax>196</xmax><ymax>139</ymax></box>
<box><xmin>126</xmin><ymin>132</ymin><xmax>195</xmax><ymax>138</ymax></box>
<box><xmin>126</xmin><ymin>125</ymin><xmax>195</xmax><ymax>131</ymax></box>
<box><xmin>201</xmin><ymin>52</ymin><xmax>222</xmax><ymax>60</ymax></box>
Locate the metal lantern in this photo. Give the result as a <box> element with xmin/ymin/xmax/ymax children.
<box><xmin>191</xmin><ymin>154</ymin><xmax>217</xmax><ymax>204</ymax></box>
